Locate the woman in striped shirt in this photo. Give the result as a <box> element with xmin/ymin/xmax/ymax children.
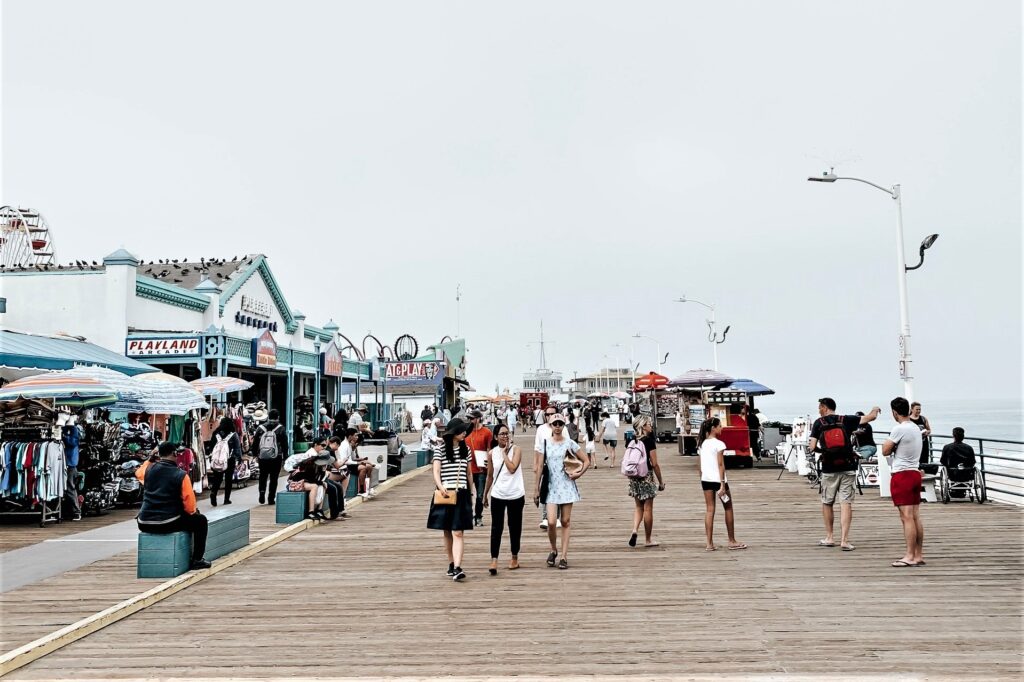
<box><xmin>427</xmin><ymin>417</ymin><xmax>476</xmax><ymax>581</ymax></box>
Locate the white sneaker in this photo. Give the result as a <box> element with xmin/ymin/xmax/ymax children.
<box><xmin>368</xmin><ymin>488</ymin><xmax>378</xmax><ymax>498</ymax></box>
<box><xmin>556</xmin><ymin>519</ymin><xmax>563</xmax><ymax>528</ymax></box>
<box><xmin>539</xmin><ymin>519</ymin><xmax>549</xmax><ymax>530</ymax></box>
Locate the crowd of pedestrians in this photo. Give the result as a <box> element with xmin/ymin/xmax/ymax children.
<box><xmin>414</xmin><ymin>393</ymin><xmax>952</xmax><ymax>582</ymax></box>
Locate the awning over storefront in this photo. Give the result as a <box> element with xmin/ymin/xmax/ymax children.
<box><xmin>0</xmin><ymin>329</ymin><xmax>159</xmax><ymax>379</ymax></box>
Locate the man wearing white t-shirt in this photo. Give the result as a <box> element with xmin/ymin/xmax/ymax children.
<box><xmin>882</xmin><ymin>396</ymin><xmax>926</xmax><ymax>567</ymax></box>
<box><xmin>348</xmin><ymin>406</ymin><xmax>366</xmax><ymax>430</ymax></box>
<box><xmin>597</xmin><ymin>412</ymin><xmax>619</xmax><ymax>468</ymax></box>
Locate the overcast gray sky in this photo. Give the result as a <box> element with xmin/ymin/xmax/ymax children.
<box><xmin>3</xmin><ymin>1</ymin><xmax>1021</xmax><ymax>403</ymax></box>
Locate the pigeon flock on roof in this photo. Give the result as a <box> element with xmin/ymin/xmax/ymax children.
<box><xmin>0</xmin><ymin>255</ymin><xmax>258</xmax><ymax>289</ymax></box>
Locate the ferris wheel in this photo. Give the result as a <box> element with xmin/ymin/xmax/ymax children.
<box><xmin>0</xmin><ymin>207</ymin><xmax>56</xmax><ymax>268</ymax></box>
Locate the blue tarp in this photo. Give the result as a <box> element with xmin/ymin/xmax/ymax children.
<box><xmin>0</xmin><ymin>329</ymin><xmax>158</xmax><ymax>377</ymax></box>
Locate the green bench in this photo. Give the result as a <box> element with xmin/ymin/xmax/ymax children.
<box><xmin>137</xmin><ymin>508</ymin><xmax>250</xmax><ymax>579</ymax></box>
<box><xmin>275</xmin><ymin>490</ymin><xmax>310</xmax><ymax>524</ymax></box>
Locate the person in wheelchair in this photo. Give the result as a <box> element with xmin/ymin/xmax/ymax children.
<box><xmin>940</xmin><ymin>427</ymin><xmax>977</xmax><ymax>498</ymax></box>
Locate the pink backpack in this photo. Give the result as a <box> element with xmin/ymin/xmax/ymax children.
<box><xmin>621</xmin><ymin>439</ymin><xmax>649</xmax><ymax>478</ymax></box>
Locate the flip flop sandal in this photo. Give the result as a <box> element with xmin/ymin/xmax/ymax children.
<box><xmin>727</xmin><ymin>543</ymin><xmax>748</xmax><ymax>551</ymax></box>
<box><xmin>546</xmin><ymin>551</ymin><xmax>557</xmax><ymax>567</ymax></box>
<box><xmin>704</xmin><ymin>546</ymin><xmax>717</xmax><ymax>552</ymax></box>
<box><xmin>628</xmin><ymin>532</ymin><xmax>638</xmax><ymax>547</ymax></box>
<box><xmin>818</xmin><ymin>540</ymin><xmax>836</xmax><ymax>547</ymax></box>
<box><xmin>891</xmin><ymin>560</ymin><xmax>917</xmax><ymax>567</ymax></box>
<box><xmin>841</xmin><ymin>545</ymin><xmax>856</xmax><ymax>552</ymax></box>
<box><xmin>645</xmin><ymin>542</ymin><xmax>661</xmax><ymax>548</ymax></box>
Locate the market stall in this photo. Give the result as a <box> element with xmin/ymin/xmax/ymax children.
<box><xmin>667</xmin><ymin>369</ymin><xmax>734</xmax><ymax>456</ymax></box>
<box><xmin>0</xmin><ymin>375</ymin><xmax>119</xmax><ymax>526</ymax></box>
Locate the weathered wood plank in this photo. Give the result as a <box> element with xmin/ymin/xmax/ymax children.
<box><xmin>2</xmin><ymin>432</ymin><xmax>1021</xmax><ymax>679</ymax></box>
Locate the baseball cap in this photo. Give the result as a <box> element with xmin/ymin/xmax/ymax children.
<box><xmin>550</xmin><ymin>416</ymin><xmax>566</xmax><ymax>426</ymax></box>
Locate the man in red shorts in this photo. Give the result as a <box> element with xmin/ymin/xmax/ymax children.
<box><xmin>882</xmin><ymin>397</ymin><xmax>925</xmax><ymax>567</ymax></box>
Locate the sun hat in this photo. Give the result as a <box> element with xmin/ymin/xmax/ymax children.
<box><xmin>252</xmin><ymin>408</ymin><xmax>269</xmax><ymax>422</ymax></box>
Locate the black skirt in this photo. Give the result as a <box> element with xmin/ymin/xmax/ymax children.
<box><xmin>426</xmin><ymin>488</ymin><xmax>473</xmax><ymax>531</ymax></box>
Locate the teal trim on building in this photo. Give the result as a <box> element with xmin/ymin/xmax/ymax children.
<box><xmin>292</xmin><ymin>349</ymin><xmax>319</xmax><ymax>372</ymax></box>
<box><xmin>303</xmin><ymin>324</ymin><xmax>333</xmax><ymax>342</ymax></box>
<box><xmin>136</xmin><ymin>276</ymin><xmax>210</xmax><ymax>312</ymax></box>
<box><xmin>217</xmin><ymin>255</ymin><xmax>298</xmax><ymax>333</ymax></box>
<box><xmin>343</xmin><ymin>358</ymin><xmax>372</xmax><ymax>380</ymax></box>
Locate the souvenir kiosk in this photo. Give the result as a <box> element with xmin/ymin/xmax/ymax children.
<box><xmin>703</xmin><ymin>389</ymin><xmax>753</xmax><ymax>467</ymax></box>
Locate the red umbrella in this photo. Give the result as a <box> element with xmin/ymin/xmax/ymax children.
<box><xmin>633</xmin><ymin>372</ymin><xmax>669</xmax><ymax>392</ymax></box>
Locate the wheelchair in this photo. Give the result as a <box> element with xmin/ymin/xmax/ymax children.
<box><xmin>938</xmin><ymin>464</ymin><xmax>986</xmax><ymax>504</ymax></box>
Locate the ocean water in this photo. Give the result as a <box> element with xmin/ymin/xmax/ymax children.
<box><xmin>756</xmin><ymin>397</ymin><xmax>1023</xmax><ymax>442</ymax></box>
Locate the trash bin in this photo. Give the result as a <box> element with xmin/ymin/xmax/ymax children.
<box><xmin>361</xmin><ymin>438</ymin><xmax>389</xmax><ymax>482</ymax></box>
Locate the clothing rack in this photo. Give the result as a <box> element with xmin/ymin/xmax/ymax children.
<box><xmin>1</xmin><ymin>429</ymin><xmax>65</xmax><ymax>527</ymax></box>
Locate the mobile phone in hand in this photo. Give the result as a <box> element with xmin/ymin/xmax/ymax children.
<box><xmin>718</xmin><ymin>490</ymin><xmax>730</xmax><ymax>505</ymax></box>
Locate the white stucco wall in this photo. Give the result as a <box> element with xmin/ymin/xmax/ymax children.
<box><xmin>1</xmin><ymin>258</ymin><xmax>329</xmax><ymax>357</ymax></box>
<box><xmin>0</xmin><ymin>269</ymin><xmax>130</xmax><ymax>351</ymax></box>
<box><xmin>128</xmin><ymin>294</ymin><xmax>205</xmax><ymax>335</ymax></box>
<box><xmin>219</xmin><ymin>274</ymin><xmax>314</xmax><ymax>352</ymax></box>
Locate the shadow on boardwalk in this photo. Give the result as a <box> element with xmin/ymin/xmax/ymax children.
<box><xmin>5</xmin><ymin>434</ymin><xmax>1022</xmax><ymax>679</ymax></box>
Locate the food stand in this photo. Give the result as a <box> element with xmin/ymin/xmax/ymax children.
<box><xmin>632</xmin><ymin>373</ymin><xmax>675</xmax><ymax>441</ymax></box>
<box><xmin>703</xmin><ymin>389</ymin><xmax>753</xmax><ymax>467</ymax></box>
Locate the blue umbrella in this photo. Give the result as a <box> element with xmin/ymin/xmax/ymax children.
<box><xmin>724</xmin><ymin>378</ymin><xmax>775</xmax><ymax>396</ymax></box>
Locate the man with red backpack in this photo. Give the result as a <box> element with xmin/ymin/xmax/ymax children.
<box><xmin>808</xmin><ymin>398</ymin><xmax>880</xmax><ymax>552</ymax></box>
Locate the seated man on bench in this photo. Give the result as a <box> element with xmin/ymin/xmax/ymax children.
<box><xmin>137</xmin><ymin>441</ymin><xmax>211</xmax><ymax>570</ymax></box>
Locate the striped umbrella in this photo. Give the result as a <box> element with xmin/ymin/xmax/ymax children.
<box><xmin>666</xmin><ymin>369</ymin><xmax>734</xmax><ymax>390</ymax></box>
<box><xmin>0</xmin><ymin>374</ymin><xmax>119</xmax><ymax>407</ymax></box>
<box><xmin>633</xmin><ymin>372</ymin><xmax>670</xmax><ymax>392</ymax></box>
<box><xmin>133</xmin><ymin>372</ymin><xmax>208</xmax><ymax>415</ymax></box>
<box><xmin>62</xmin><ymin>366</ymin><xmax>150</xmax><ymax>412</ymax></box>
<box><xmin>189</xmin><ymin>376</ymin><xmax>255</xmax><ymax>396</ymax></box>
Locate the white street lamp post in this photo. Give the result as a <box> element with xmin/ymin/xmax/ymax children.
<box><xmin>674</xmin><ymin>297</ymin><xmax>728</xmax><ymax>370</ymax></box>
<box><xmin>808</xmin><ymin>171</ymin><xmax>940</xmax><ymax>402</ymax></box>
<box><xmin>632</xmin><ymin>333</ymin><xmax>661</xmax><ymax>374</ymax></box>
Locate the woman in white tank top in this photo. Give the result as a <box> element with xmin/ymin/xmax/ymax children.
<box><xmin>483</xmin><ymin>424</ymin><xmax>525</xmax><ymax>575</ymax></box>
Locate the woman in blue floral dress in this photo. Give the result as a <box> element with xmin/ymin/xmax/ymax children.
<box><xmin>532</xmin><ymin>415</ymin><xmax>589</xmax><ymax>569</ymax></box>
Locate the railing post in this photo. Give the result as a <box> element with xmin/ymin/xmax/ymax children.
<box><xmin>977</xmin><ymin>438</ymin><xmax>987</xmax><ymax>493</ymax></box>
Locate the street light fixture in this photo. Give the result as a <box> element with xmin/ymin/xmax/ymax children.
<box><xmin>905</xmin><ymin>234</ymin><xmax>940</xmax><ymax>271</ymax></box>
<box><xmin>807</xmin><ymin>169</ymin><xmax>940</xmax><ymax>400</ymax></box>
<box><xmin>674</xmin><ymin>297</ymin><xmax>729</xmax><ymax>370</ymax></box>
<box><xmin>632</xmin><ymin>333</ymin><xmax>665</xmax><ymax>374</ymax></box>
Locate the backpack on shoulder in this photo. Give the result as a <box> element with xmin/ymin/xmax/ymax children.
<box><xmin>819</xmin><ymin>417</ymin><xmax>855</xmax><ymax>472</ymax></box>
<box><xmin>209</xmin><ymin>434</ymin><xmax>231</xmax><ymax>472</ymax></box>
<box><xmin>621</xmin><ymin>439</ymin><xmax>650</xmax><ymax>478</ymax></box>
<box><xmin>258</xmin><ymin>424</ymin><xmax>282</xmax><ymax>460</ymax></box>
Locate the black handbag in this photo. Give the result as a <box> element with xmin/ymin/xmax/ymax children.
<box><xmin>538</xmin><ymin>440</ymin><xmax>550</xmax><ymax>504</ymax></box>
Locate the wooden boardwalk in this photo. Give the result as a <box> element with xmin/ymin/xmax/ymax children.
<box><xmin>2</xmin><ymin>433</ymin><xmax>1022</xmax><ymax>679</ymax></box>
